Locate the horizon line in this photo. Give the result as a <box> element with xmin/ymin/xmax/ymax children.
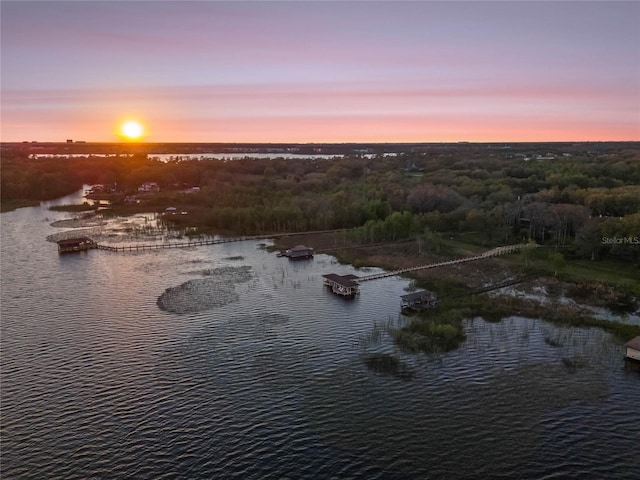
<box><xmin>3</xmin><ymin>140</ymin><xmax>639</xmax><ymax>146</ymax></box>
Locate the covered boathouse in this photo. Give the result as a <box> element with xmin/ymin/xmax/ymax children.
<box><xmin>57</xmin><ymin>236</ymin><xmax>97</xmax><ymax>253</ymax></box>
<box><xmin>401</xmin><ymin>290</ymin><xmax>438</xmax><ymax>313</ymax></box>
<box><xmin>278</xmin><ymin>245</ymin><xmax>314</xmax><ymax>259</ymax></box>
<box><xmin>623</xmin><ymin>336</ymin><xmax>640</xmax><ymax>372</ymax></box>
<box><xmin>322</xmin><ymin>274</ymin><xmax>360</xmax><ymax>297</ymax></box>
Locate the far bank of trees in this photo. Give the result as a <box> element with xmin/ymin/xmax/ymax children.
<box><xmin>2</xmin><ymin>144</ymin><xmax>639</xmax><ymax>265</ymax></box>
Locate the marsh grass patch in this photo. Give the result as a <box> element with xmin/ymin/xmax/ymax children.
<box><xmin>364</xmin><ymin>353</ymin><xmax>415</xmax><ymax>380</ymax></box>
<box><xmin>157</xmin><ymin>265</ymin><xmax>252</xmax><ymax>314</ymax></box>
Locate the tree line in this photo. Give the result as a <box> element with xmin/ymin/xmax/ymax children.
<box><xmin>2</xmin><ymin>144</ymin><xmax>639</xmax><ymax>265</ymax></box>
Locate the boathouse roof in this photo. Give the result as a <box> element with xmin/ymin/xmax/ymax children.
<box><xmin>624</xmin><ymin>336</ymin><xmax>640</xmax><ymax>351</ymax></box>
<box><xmin>56</xmin><ymin>236</ymin><xmax>94</xmax><ymax>246</ymax></box>
<box><xmin>401</xmin><ymin>290</ymin><xmax>437</xmax><ymax>302</ymax></box>
<box><xmin>290</xmin><ymin>245</ymin><xmax>313</xmax><ymax>252</ymax></box>
<box><xmin>322</xmin><ymin>273</ymin><xmax>359</xmax><ymax>288</ymax></box>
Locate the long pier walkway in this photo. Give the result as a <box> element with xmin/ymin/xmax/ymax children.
<box><xmin>94</xmin><ymin>229</ymin><xmax>347</xmax><ymax>253</ymax></box>
<box><xmin>356</xmin><ymin>244</ymin><xmax>531</xmax><ymax>282</ymax></box>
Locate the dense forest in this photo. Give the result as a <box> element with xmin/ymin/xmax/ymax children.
<box><xmin>2</xmin><ymin>143</ymin><xmax>639</xmax><ymax>266</ymax></box>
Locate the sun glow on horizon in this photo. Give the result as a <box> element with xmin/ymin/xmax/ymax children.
<box><xmin>120</xmin><ymin>120</ymin><xmax>145</xmax><ymax>140</ymax></box>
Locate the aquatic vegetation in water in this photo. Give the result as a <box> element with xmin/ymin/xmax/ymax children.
<box><xmin>157</xmin><ymin>266</ymin><xmax>252</xmax><ymax>314</ymax></box>
<box><xmin>358</xmin><ymin>316</ymin><xmax>400</xmax><ymax>351</ymax></box>
<box><xmin>561</xmin><ymin>355</ymin><xmax>589</xmax><ymax>372</ymax></box>
<box><xmin>566</xmin><ymin>280</ymin><xmax>638</xmax><ymax>314</ymax></box>
<box><xmin>471</xmin><ymin>294</ymin><xmax>640</xmax><ymax>340</ymax></box>
<box><xmin>392</xmin><ymin>309</ymin><xmax>467</xmax><ymax>354</ymax></box>
<box><xmin>363</xmin><ymin>353</ymin><xmax>415</xmax><ymax>380</ymax></box>
<box><xmin>544</xmin><ymin>336</ymin><xmax>563</xmax><ymax>348</ymax></box>
<box><xmin>358</xmin><ymin>312</ymin><xmax>467</xmax><ymax>356</ymax></box>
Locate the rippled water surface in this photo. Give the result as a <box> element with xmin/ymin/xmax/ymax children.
<box><xmin>2</xmin><ymin>192</ymin><xmax>639</xmax><ymax>479</ymax></box>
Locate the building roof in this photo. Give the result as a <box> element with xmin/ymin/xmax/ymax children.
<box><xmin>322</xmin><ymin>273</ymin><xmax>359</xmax><ymax>288</ymax></box>
<box><xmin>57</xmin><ymin>236</ymin><xmax>94</xmax><ymax>246</ymax></box>
<box><xmin>290</xmin><ymin>245</ymin><xmax>313</xmax><ymax>252</ymax></box>
<box><xmin>401</xmin><ymin>290</ymin><xmax>437</xmax><ymax>302</ymax></box>
<box><xmin>624</xmin><ymin>336</ymin><xmax>640</xmax><ymax>350</ymax></box>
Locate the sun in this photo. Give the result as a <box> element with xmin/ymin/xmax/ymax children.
<box><xmin>120</xmin><ymin>120</ymin><xmax>144</xmax><ymax>140</ymax></box>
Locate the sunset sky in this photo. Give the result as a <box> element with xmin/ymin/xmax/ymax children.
<box><xmin>1</xmin><ymin>1</ymin><xmax>638</xmax><ymax>143</ymax></box>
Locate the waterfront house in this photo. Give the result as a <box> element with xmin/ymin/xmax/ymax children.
<box><xmin>322</xmin><ymin>273</ymin><xmax>360</xmax><ymax>297</ymax></box>
<box><xmin>401</xmin><ymin>290</ymin><xmax>438</xmax><ymax>312</ymax></box>
<box><xmin>138</xmin><ymin>181</ymin><xmax>160</xmax><ymax>193</ymax></box>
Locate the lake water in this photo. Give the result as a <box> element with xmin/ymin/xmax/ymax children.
<box><xmin>1</xmin><ymin>191</ymin><xmax>639</xmax><ymax>479</ymax></box>
<box><xmin>30</xmin><ymin>152</ymin><xmax>398</xmax><ymax>162</ymax></box>
<box><xmin>31</xmin><ymin>153</ymin><xmax>343</xmax><ymax>161</ymax></box>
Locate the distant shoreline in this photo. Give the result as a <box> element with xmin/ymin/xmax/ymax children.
<box><xmin>2</xmin><ymin>140</ymin><xmax>639</xmax><ymax>156</ymax></box>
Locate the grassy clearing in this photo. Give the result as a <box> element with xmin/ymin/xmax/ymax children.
<box><xmin>558</xmin><ymin>260</ymin><xmax>640</xmax><ymax>291</ymax></box>
<box><xmin>496</xmin><ymin>245</ymin><xmax>639</xmax><ymax>291</ymax></box>
<box><xmin>441</xmin><ymin>230</ymin><xmax>510</xmax><ymax>253</ymax></box>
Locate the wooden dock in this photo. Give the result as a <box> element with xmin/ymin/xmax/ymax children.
<box><xmin>91</xmin><ymin>229</ymin><xmax>349</xmax><ymax>253</ymax></box>
<box><xmin>356</xmin><ymin>244</ymin><xmax>530</xmax><ymax>282</ymax></box>
<box><xmin>95</xmin><ymin>235</ymin><xmax>270</xmax><ymax>252</ymax></box>
<box><xmin>322</xmin><ymin>244</ymin><xmax>533</xmax><ymax>297</ymax></box>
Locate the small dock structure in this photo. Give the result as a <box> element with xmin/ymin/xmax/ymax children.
<box><xmin>401</xmin><ymin>290</ymin><xmax>438</xmax><ymax>313</ymax></box>
<box><xmin>57</xmin><ymin>236</ymin><xmax>97</xmax><ymax>253</ymax></box>
<box><xmin>623</xmin><ymin>336</ymin><xmax>640</xmax><ymax>372</ymax></box>
<box><xmin>277</xmin><ymin>245</ymin><xmax>314</xmax><ymax>259</ymax></box>
<box><xmin>322</xmin><ymin>274</ymin><xmax>360</xmax><ymax>297</ymax></box>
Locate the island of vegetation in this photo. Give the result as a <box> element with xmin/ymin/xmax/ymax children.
<box><xmin>2</xmin><ymin>141</ymin><xmax>639</xmax><ymax>353</ymax></box>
